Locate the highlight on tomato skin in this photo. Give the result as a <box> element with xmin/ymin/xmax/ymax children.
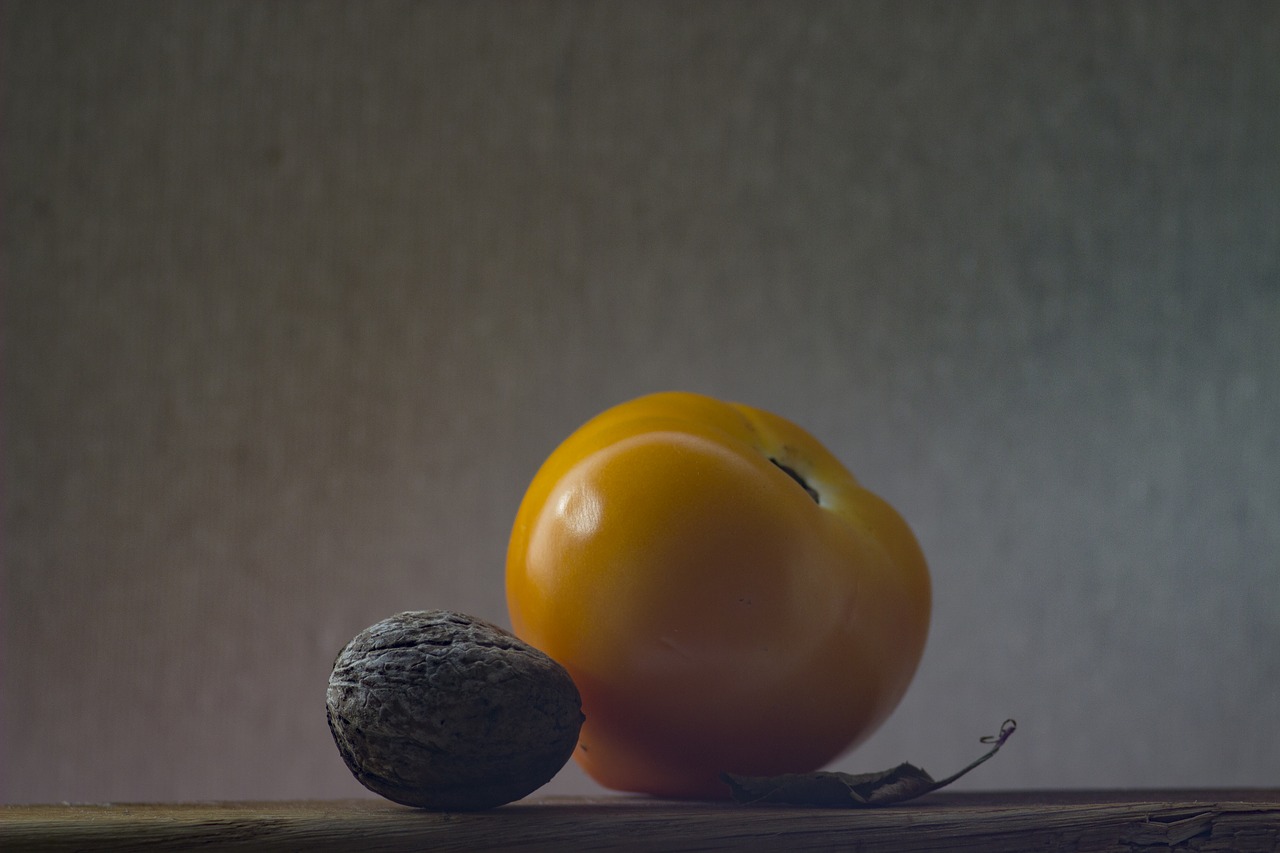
<box><xmin>506</xmin><ymin>391</ymin><xmax>931</xmax><ymax>799</ymax></box>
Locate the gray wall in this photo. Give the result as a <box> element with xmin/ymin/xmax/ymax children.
<box><xmin>4</xmin><ymin>1</ymin><xmax>1278</xmax><ymax>803</ymax></box>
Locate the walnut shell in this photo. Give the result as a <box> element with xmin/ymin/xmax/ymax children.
<box><xmin>326</xmin><ymin>610</ymin><xmax>584</xmax><ymax>810</ymax></box>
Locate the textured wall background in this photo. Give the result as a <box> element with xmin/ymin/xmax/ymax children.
<box><xmin>3</xmin><ymin>1</ymin><xmax>1278</xmax><ymax>803</ymax></box>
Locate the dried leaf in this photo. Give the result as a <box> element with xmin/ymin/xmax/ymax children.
<box><xmin>723</xmin><ymin>719</ymin><xmax>1017</xmax><ymax>807</ymax></box>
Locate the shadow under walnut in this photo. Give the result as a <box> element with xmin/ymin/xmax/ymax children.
<box><xmin>327</xmin><ymin>610</ymin><xmax>584</xmax><ymax>811</ymax></box>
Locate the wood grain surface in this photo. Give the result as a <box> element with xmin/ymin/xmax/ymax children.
<box><xmin>3</xmin><ymin>790</ymin><xmax>1278</xmax><ymax>852</ymax></box>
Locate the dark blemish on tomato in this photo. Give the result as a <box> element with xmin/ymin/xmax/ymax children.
<box><xmin>769</xmin><ymin>459</ymin><xmax>820</xmax><ymax>503</ymax></box>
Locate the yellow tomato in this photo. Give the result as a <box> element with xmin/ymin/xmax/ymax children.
<box><xmin>506</xmin><ymin>392</ymin><xmax>930</xmax><ymax>799</ymax></box>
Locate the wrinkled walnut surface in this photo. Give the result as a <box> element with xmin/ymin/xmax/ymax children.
<box><xmin>327</xmin><ymin>610</ymin><xmax>583</xmax><ymax>810</ymax></box>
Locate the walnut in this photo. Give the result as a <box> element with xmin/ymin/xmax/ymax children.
<box><xmin>326</xmin><ymin>610</ymin><xmax>584</xmax><ymax>810</ymax></box>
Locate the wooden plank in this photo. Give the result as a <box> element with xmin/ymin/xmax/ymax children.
<box><xmin>2</xmin><ymin>791</ymin><xmax>1278</xmax><ymax>852</ymax></box>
